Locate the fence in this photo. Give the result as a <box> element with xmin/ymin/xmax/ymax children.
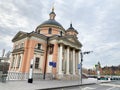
<box><xmin>7</xmin><ymin>72</ymin><xmax>53</xmax><ymax>80</ymax></box>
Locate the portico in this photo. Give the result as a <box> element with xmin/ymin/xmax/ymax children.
<box><xmin>56</xmin><ymin>38</ymin><xmax>81</xmax><ymax>79</ymax></box>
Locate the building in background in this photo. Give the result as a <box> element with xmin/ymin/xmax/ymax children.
<box><xmin>8</xmin><ymin>8</ymin><xmax>82</xmax><ymax>80</ymax></box>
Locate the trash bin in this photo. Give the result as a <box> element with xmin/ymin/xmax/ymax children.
<box><xmin>1</xmin><ymin>74</ymin><xmax>7</xmax><ymax>83</ymax></box>
<box><xmin>0</xmin><ymin>62</ymin><xmax>9</xmax><ymax>83</ymax></box>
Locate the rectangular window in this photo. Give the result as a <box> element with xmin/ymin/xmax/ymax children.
<box><xmin>35</xmin><ymin>57</ymin><xmax>40</xmax><ymax>69</ymax></box>
<box><xmin>38</xmin><ymin>44</ymin><xmax>41</xmax><ymax>49</ymax></box>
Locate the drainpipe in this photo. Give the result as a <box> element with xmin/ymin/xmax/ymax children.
<box><xmin>43</xmin><ymin>37</ymin><xmax>49</xmax><ymax>79</ymax></box>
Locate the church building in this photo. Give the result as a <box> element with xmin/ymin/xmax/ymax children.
<box><xmin>8</xmin><ymin>7</ymin><xmax>82</xmax><ymax>80</ymax></box>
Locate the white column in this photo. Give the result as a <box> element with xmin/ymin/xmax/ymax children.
<box><xmin>66</xmin><ymin>47</ymin><xmax>70</xmax><ymax>74</ymax></box>
<box><xmin>73</xmin><ymin>49</ymin><xmax>75</xmax><ymax>75</ymax></box>
<box><xmin>78</xmin><ymin>51</ymin><xmax>80</xmax><ymax>75</ymax></box>
<box><xmin>19</xmin><ymin>54</ymin><xmax>23</xmax><ymax>72</ymax></box>
<box><xmin>75</xmin><ymin>52</ymin><xmax>78</xmax><ymax>72</ymax></box>
<box><xmin>58</xmin><ymin>44</ymin><xmax>63</xmax><ymax>74</ymax></box>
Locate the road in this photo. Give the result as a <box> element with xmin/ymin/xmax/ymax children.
<box><xmin>50</xmin><ymin>81</ymin><xmax>120</xmax><ymax>90</ymax></box>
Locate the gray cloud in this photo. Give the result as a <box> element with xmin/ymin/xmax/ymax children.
<box><xmin>0</xmin><ymin>0</ymin><xmax>120</xmax><ymax>68</ymax></box>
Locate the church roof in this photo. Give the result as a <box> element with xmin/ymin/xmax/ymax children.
<box><xmin>36</xmin><ymin>7</ymin><xmax>65</xmax><ymax>30</ymax></box>
<box><xmin>66</xmin><ymin>23</ymin><xmax>78</xmax><ymax>34</ymax></box>
<box><xmin>38</xmin><ymin>19</ymin><xmax>64</xmax><ymax>29</ymax></box>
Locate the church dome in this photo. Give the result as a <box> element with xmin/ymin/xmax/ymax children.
<box><xmin>66</xmin><ymin>23</ymin><xmax>78</xmax><ymax>34</ymax></box>
<box><xmin>37</xmin><ymin>19</ymin><xmax>64</xmax><ymax>29</ymax></box>
<box><xmin>36</xmin><ymin>7</ymin><xmax>65</xmax><ymax>31</ymax></box>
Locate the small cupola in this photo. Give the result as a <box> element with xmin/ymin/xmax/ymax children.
<box><xmin>49</xmin><ymin>7</ymin><xmax>56</xmax><ymax>20</ymax></box>
<box><xmin>69</xmin><ymin>23</ymin><xmax>74</xmax><ymax>29</ymax></box>
<box><xmin>66</xmin><ymin>23</ymin><xmax>78</xmax><ymax>37</ymax></box>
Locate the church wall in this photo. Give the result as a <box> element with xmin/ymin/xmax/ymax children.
<box><xmin>20</xmin><ymin>37</ymin><xmax>47</xmax><ymax>73</ymax></box>
<box><xmin>52</xmin><ymin>43</ymin><xmax>58</xmax><ymax>74</ymax></box>
<box><xmin>9</xmin><ymin>38</ymin><xmax>27</xmax><ymax>72</ymax></box>
<box><xmin>13</xmin><ymin>38</ymin><xmax>27</xmax><ymax>49</ymax></box>
<box><xmin>40</xmin><ymin>27</ymin><xmax>62</xmax><ymax>36</ymax></box>
<box><xmin>66</xmin><ymin>31</ymin><xmax>77</xmax><ymax>36</ymax></box>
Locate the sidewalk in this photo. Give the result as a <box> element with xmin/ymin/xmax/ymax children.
<box><xmin>0</xmin><ymin>78</ymin><xmax>108</xmax><ymax>90</ymax></box>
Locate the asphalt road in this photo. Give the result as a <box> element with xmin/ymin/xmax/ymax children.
<box><xmin>50</xmin><ymin>81</ymin><xmax>120</xmax><ymax>90</ymax></box>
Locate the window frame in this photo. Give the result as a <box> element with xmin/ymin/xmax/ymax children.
<box><xmin>35</xmin><ymin>57</ymin><xmax>40</xmax><ymax>69</ymax></box>
<box><xmin>37</xmin><ymin>43</ymin><xmax>41</xmax><ymax>50</ymax></box>
<box><xmin>48</xmin><ymin>28</ymin><xmax>52</xmax><ymax>34</ymax></box>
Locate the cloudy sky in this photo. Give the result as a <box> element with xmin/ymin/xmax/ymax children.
<box><xmin>0</xmin><ymin>0</ymin><xmax>120</xmax><ymax>68</ymax></box>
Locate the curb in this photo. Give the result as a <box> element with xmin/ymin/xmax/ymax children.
<box><xmin>37</xmin><ymin>83</ymin><xmax>96</xmax><ymax>90</ymax></box>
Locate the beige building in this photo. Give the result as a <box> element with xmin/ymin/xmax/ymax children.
<box><xmin>8</xmin><ymin>8</ymin><xmax>82</xmax><ymax>80</ymax></box>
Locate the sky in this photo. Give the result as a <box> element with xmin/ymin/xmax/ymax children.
<box><xmin>0</xmin><ymin>0</ymin><xmax>120</xmax><ymax>69</ymax></box>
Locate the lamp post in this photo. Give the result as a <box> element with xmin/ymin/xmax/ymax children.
<box><xmin>80</xmin><ymin>51</ymin><xmax>93</xmax><ymax>84</ymax></box>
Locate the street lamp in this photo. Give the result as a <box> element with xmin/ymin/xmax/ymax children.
<box><xmin>80</xmin><ymin>51</ymin><xmax>93</xmax><ymax>84</ymax></box>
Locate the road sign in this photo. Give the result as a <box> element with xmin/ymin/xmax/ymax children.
<box><xmin>49</xmin><ymin>62</ymin><xmax>53</xmax><ymax>66</ymax></box>
<box><xmin>49</xmin><ymin>62</ymin><xmax>56</xmax><ymax>67</ymax></box>
<box><xmin>52</xmin><ymin>62</ymin><xmax>56</xmax><ymax>68</ymax></box>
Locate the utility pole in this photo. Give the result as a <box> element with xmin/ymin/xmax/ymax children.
<box><xmin>80</xmin><ymin>51</ymin><xmax>93</xmax><ymax>84</ymax></box>
<box><xmin>80</xmin><ymin>52</ymin><xmax>83</xmax><ymax>84</ymax></box>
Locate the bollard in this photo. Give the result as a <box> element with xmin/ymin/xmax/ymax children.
<box><xmin>28</xmin><ymin>59</ymin><xmax>34</xmax><ymax>83</ymax></box>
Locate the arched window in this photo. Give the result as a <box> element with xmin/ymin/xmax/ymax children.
<box><xmin>60</xmin><ymin>31</ymin><xmax>62</xmax><ymax>36</ymax></box>
<box><xmin>38</xmin><ymin>29</ymin><xmax>40</xmax><ymax>34</ymax></box>
<box><xmin>48</xmin><ymin>28</ymin><xmax>52</xmax><ymax>34</ymax></box>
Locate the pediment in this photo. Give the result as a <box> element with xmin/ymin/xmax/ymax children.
<box><xmin>12</xmin><ymin>31</ymin><xmax>27</xmax><ymax>42</ymax></box>
<box><xmin>68</xmin><ymin>38</ymin><xmax>76</xmax><ymax>43</ymax></box>
<box><xmin>66</xmin><ymin>36</ymin><xmax>81</xmax><ymax>44</ymax></box>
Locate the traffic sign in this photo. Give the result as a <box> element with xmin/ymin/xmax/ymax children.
<box><xmin>49</xmin><ymin>61</ymin><xmax>56</xmax><ymax>68</ymax></box>
<box><xmin>52</xmin><ymin>62</ymin><xmax>56</xmax><ymax>68</ymax></box>
<box><xmin>49</xmin><ymin>62</ymin><xmax>53</xmax><ymax>66</ymax></box>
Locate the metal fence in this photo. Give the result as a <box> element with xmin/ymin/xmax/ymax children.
<box><xmin>7</xmin><ymin>72</ymin><xmax>28</xmax><ymax>80</ymax></box>
<box><xmin>7</xmin><ymin>72</ymin><xmax>48</xmax><ymax>80</ymax></box>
